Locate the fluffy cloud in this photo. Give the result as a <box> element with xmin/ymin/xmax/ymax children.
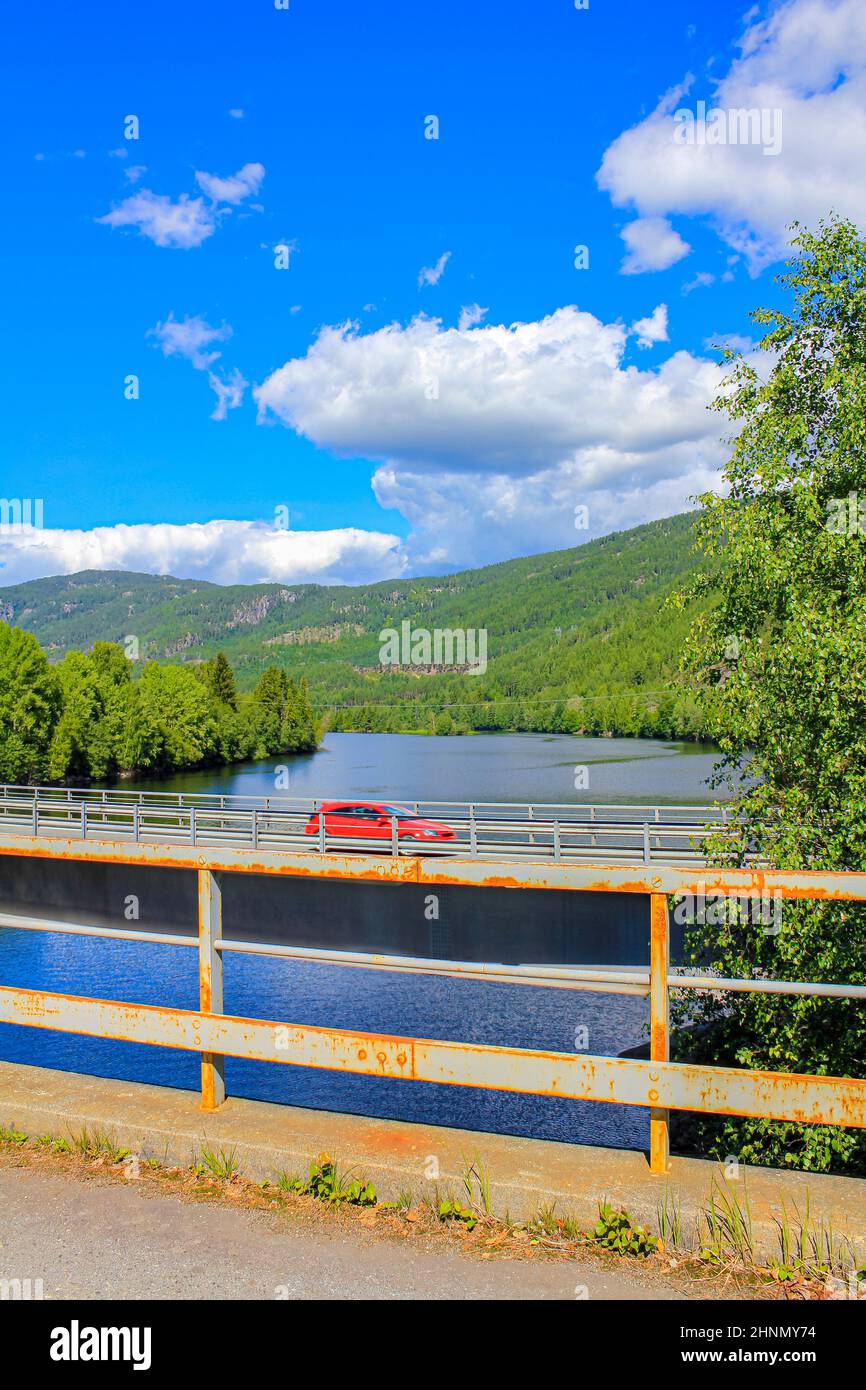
<box><xmin>458</xmin><ymin>303</ymin><xmax>488</xmax><ymax>330</ymax></box>
<box><xmin>255</xmin><ymin>308</ymin><xmax>722</xmax><ymax>473</ymax></box>
<box><xmin>98</xmin><ymin>164</ymin><xmax>265</xmax><ymax>248</ymax></box>
<box><xmin>631</xmin><ymin>302</ymin><xmax>669</xmax><ymax>348</ymax></box>
<box><xmin>97</xmin><ymin>190</ymin><xmax>217</xmax><ymax>249</ymax></box>
<box><xmin>151</xmin><ymin>313</ymin><xmax>231</xmax><ymax>369</ymax></box>
<box><xmin>620</xmin><ymin>217</ymin><xmax>691</xmax><ymax>274</ymax></box>
<box><xmin>0</xmin><ymin>521</ymin><xmax>405</xmax><ymax>588</ymax></box>
<box><xmin>194</xmin><ymin>162</ymin><xmax>264</xmax><ymax>204</ymax></box>
<box><xmin>598</xmin><ymin>0</ymin><xmax>866</xmax><ymax>274</ymax></box>
<box><xmin>418</xmin><ymin>251</ymin><xmax>451</xmax><ymax>288</ymax></box>
<box><xmin>372</xmin><ymin>453</ymin><xmax>723</xmax><ymax>570</ymax></box>
<box><xmin>255</xmin><ymin>306</ymin><xmax>730</xmax><ymax>568</ymax></box>
<box><xmin>150</xmin><ymin>314</ymin><xmax>246</xmax><ymax>420</ymax></box>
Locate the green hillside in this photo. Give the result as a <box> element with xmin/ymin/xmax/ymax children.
<box><xmin>0</xmin><ymin>511</ymin><xmax>711</xmax><ymax>738</ymax></box>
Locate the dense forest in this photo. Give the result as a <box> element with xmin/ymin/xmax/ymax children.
<box><xmin>0</xmin><ymin>626</ymin><xmax>318</xmax><ymax>784</ymax></box>
<box><xmin>670</xmin><ymin>217</ymin><xmax>866</xmax><ymax>1176</ymax></box>
<box><xmin>0</xmin><ymin>511</ymin><xmax>714</xmax><ymax>742</ymax></box>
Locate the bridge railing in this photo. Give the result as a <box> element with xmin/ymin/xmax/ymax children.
<box><xmin>0</xmin><ymin>783</ymin><xmax>730</xmax><ymax>818</ymax></box>
<box><xmin>0</xmin><ymin>784</ymin><xmax>738</xmax><ymax>865</ymax></box>
<box><xmin>0</xmin><ymin>828</ymin><xmax>862</xmax><ymax>1174</ymax></box>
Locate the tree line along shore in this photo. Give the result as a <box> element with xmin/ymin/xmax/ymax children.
<box><xmin>0</xmin><ymin>627</ymin><xmax>318</xmax><ymax>784</ymax></box>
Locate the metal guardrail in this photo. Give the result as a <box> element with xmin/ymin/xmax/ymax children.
<box><xmin>0</xmin><ymin>826</ymin><xmax>862</xmax><ymax>1175</ymax></box>
<box><xmin>0</xmin><ymin>784</ymin><xmax>734</xmax><ymax>865</ymax></box>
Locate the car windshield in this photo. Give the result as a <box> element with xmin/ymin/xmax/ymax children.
<box><xmin>381</xmin><ymin>805</ymin><xmax>416</xmax><ymax>818</ymax></box>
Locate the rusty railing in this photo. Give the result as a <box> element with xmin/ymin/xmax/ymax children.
<box><xmin>0</xmin><ymin>824</ymin><xmax>863</xmax><ymax>1174</ymax></box>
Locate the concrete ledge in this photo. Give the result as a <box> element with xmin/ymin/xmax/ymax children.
<box><xmin>1</xmin><ymin>1060</ymin><xmax>863</xmax><ymax>1262</ymax></box>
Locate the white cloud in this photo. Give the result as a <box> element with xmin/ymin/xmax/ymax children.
<box><xmin>194</xmin><ymin>162</ymin><xmax>264</xmax><ymax>204</ymax></box>
<box><xmin>418</xmin><ymin>251</ymin><xmax>451</xmax><ymax>288</ymax></box>
<box><xmin>682</xmin><ymin>270</ymin><xmax>716</xmax><ymax>294</ymax></box>
<box><xmin>372</xmin><ymin>453</ymin><xmax>723</xmax><ymax>571</ymax></box>
<box><xmin>97</xmin><ymin>189</ymin><xmax>217</xmax><ymax>249</ymax></box>
<box><xmin>631</xmin><ymin>302</ymin><xmax>669</xmax><ymax>348</ymax></box>
<box><xmin>124</xmin><ymin>165</ymin><xmax>147</xmax><ymax>184</ymax></box>
<box><xmin>228</xmin><ymin>108</ymin><xmax>245</xmax><ymax>119</ymax></box>
<box><xmin>598</xmin><ymin>0</ymin><xmax>866</xmax><ymax>274</ymax></box>
<box><xmin>620</xmin><ymin>217</ymin><xmax>691</xmax><ymax>274</ymax></box>
<box><xmin>255</xmin><ymin>308</ymin><xmax>722</xmax><ymax>474</ymax></box>
<box><xmin>207</xmin><ymin>367</ymin><xmax>247</xmax><ymax>421</ymax></box>
<box><xmin>150</xmin><ymin>314</ymin><xmax>246</xmax><ymax>419</ymax></box>
<box><xmin>98</xmin><ymin>163</ymin><xmax>264</xmax><ymax>248</ymax></box>
<box><xmin>0</xmin><ymin>521</ymin><xmax>405</xmax><ymax>588</ymax></box>
<box><xmin>254</xmin><ymin>306</ymin><xmax>729</xmax><ymax>569</ymax></box>
<box><xmin>458</xmin><ymin>303</ymin><xmax>488</xmax><ymax>330</ymax></box>
<box><xmin>703</xmin><ymin>331</ymin><xmax>757</xmax><ymax>354</ymax></box>
<box><xmin>151</xmin><ymin>313</ymin><xmax>231</xmax><ymax>369</ymax></box>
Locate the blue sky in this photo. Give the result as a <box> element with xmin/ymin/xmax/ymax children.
<box><xmin>3</xmin><ymin>0</ymin><xmax>864</xmax><ymax>585</ymax></box>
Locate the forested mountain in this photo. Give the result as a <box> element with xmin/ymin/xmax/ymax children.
<box><xmin>0</xmin><ymin>511</ymin><xmax>711</xmax><ymax>739</ymax></box>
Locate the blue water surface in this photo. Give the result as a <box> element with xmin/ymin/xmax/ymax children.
<box><xmin>0</xmin><ymin>928</ymin><xmax>650</xmax><ymax>1151</ymax></box>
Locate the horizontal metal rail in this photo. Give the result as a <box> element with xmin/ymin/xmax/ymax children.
<box><xmin>0</xmin><ymin>784</ymin><xmax>741</xmax><ymax>866</ymax></box>
<box><xmin>1</xmin><ymin>827</ymin><xmax>862</xmax><ymax>899</ymax></box>
<box><xmin>0</xmin><ymin>912</ymin><xmax>196</xmax><ymax>950</ymax></box>
<box><xmin>2</xmin><ymin>911</ymin><xmax>865</xmax><ymax>1001</ymax></box>
<box><xmin>0</xmin><ymin>783</ymin><xmax>730</xmax><ymax>818</ymax></box>
<box><xmin>0</xmin><ymin>837</ymin><xmax>863</xmax><ymax>1174</ymax></box>
<box><xmin>0</xmin><ymin>982</ymin><xmax>862</xmax><ymax>1131</ymax></box>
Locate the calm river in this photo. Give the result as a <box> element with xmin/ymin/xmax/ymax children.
<box><xmin>129</xmin><ymin>730</ymin><xmax>723</xmax><ymax>806</ymax></box>
<box><xmin>0</xmin><ymin>734</ymin><xmax>723</xmax><ymax>1155</ymax></box>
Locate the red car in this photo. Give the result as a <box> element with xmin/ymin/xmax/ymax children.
<box><xmin>305</xmin><ymin>801</ymin><xmax>457</xmax><ymax>849</ymax></box>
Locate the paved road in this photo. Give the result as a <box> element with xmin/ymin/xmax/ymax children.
<box><xmin>0</xmin><ymin>1165</ymin><xmax>687</xmax><ymax>1301</ymax></box>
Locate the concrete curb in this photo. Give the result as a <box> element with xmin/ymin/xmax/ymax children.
<box><xmin>1</xmin><ymin>1061</ymin><xmax>863</xmax><ymax>1264</ymax></box>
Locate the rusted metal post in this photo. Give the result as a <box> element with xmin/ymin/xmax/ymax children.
<box><xmin>649</xmin><ymin>892</ymin><xmax>670</xmax><ymax>1173</ymax></box>
<box><xmin>198</xmin><ymin>868</ymin><xmax>225</xmax><ymax>1110</ymax></box>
